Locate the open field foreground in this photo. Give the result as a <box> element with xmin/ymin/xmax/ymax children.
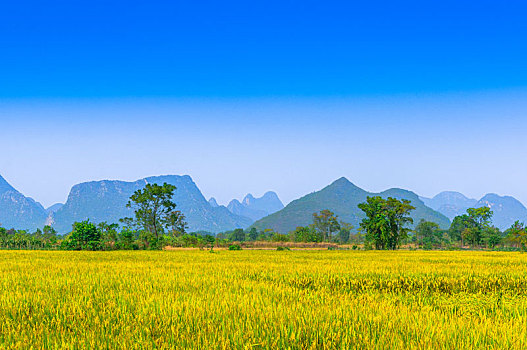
<box><xmin>1</xmin><ymin>251</ymin><xmax>527</xmax><ymax>349</ymax></box>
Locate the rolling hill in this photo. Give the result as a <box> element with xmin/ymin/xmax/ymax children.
<box><xmin>251</xmin><ymin>177</ymin><xmax>450</xmax><ymax>233</ymax></box>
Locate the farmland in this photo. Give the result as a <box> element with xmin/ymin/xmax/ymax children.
<box><xmin>1</xmin><ymin>250</ymin><xmax>526</xmax><ymax>349</ymax></box>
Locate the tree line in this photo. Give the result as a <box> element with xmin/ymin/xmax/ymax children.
<box><xmin>1</xmin><ymin>185</ymin><xmax>527</xmax><ymax>251</ymax></box>
<box><xmin>225</xmin><ymin>196</ymin><xmax>527</xmax><ymax>251</ymax></box>
<box><xmin>351</xmin><ymin>196</ymin><xmax>526</xmax><ymax>250</ymax></box>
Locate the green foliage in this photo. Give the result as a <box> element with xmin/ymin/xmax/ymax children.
<box><xmin>251</xmin><ymin>178</ymin><xmax>450</xmax><ymax>234</ymax></box>
<box><xmin>228</xmin><ymin>228</ymin><xmax>246</xmax><ymax>242</ymax></box>
<box><xmin>167</xmin><ymin>210</ymin><xmax>188</xmax><ymax>237</ymax></box>
<box><xmin>271</xmin><ymin>233</ymin><xmax>289</xmax><ymax>242</ymax></box>
<box><xmin>289</xmin><ymin>212</ymin><xmax>352</xmax><ymax>243</ymax></box>
<box><xmin>118</xmin><ymin>228</ymin><xmax>137</xmax><ymax>250</ymax></box>
<box><xmin>290</xmin><ymin>226</ymin><xmax>322</xmax><ymax>243</ymax></box>
<box><xmin>449</xmin><ymin>214</ymin><xmax>471</xmax><ymax>243</ymax></box>
<box><xmin>482</xmin><ymin>226</ymin><xmax>503</xmax><ymax>249</ymax></box>
<box><xmin>358</xmin><ymin>196</ymin><xmax>415</xmax><ymax>250</ymax></box>
<box><xmin>276</xmin><ymin>246</ymin><xmax>290</xmax><ymax>251</ymax></box>
<box><xmin>178</xmin><ymin>234</ymin><xmax>199</xmax><ymax>247</ymax></box>
<box><xmin>0</xmin><ymin>225</ymin><xmax>59</xmax><ymax>250</ymax></box>
<box><xmin>312</xmin><ymin>210</ymin><xmax>341</xmax><ymax>241</ymax></box>
<box><xmin>415</xmin><ymin>220</ymin><xmax>443</xmax><ymax>249</ymax></box>
<box><xmin>466</xmin><ymin>207</ymin><xmax>493</xmax><ymax>227</ymax></box>
<box><xmin>336</xmin><ymin>221</ymin><xmax>353</xmax><ymax>244</ymax></box>
<box><xmin>203</xmin><ymin>234</ymin><xmax>215</xmax><ymax>249</ymax></box>
<box><xmin>61</xmin><ymin>221</ymin><xmax>102</xmax><ymax>251</ymax></box>
<box><xmin>228</xmin><ymin>244</ymin><xmax>242</xmax><ymax>251</ymax></box>
<box><xmin>506</xmin><ymin>221</ymin><xmax>527</xmax><ymax>251</ymax></box>
<box><xmin>51</xmin><ymin>175</ymin><xmax>253</xmax><ymax>234</ymax></box>
<box><xmin>97</xmin><ymin>222</ymin><xmax>119</xmax><ymax>250</ymax></box>
<box><xmin>247</xmin><ymin>227</ymin><xmax>259</xmax><ymax>241</ymax></box>
<box><xmin>122</xmin><ymin>182</ymin><xmax>187</xmax><ymax>249</ymax></box>
<box><xmin>449</xmin><ymin>207</ymin><xmax>495</xmax><ymax>247</ymax></box>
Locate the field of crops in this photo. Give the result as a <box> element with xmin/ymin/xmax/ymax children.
<box><xmin>1</xmin><ymin>250</ymin><xmax>526</xmax><ymax>349</ymax></box>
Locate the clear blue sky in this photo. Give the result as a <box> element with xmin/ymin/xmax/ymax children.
<box><xmin>1</xmin><ymin>1</ymin><xmax>526</xmax><ymax>207</ymax></box>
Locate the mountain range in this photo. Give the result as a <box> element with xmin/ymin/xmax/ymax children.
<box><xmin>421</xmin><ymin>191</ymin><xmax>527</xmax><ymax>230</ymax></box>
<box><xmin>51</xmin><ymin>175</ymin><xmax>253</xmax><ymax>233</ymax></box>
<box><xmin>226</xmin><ymin>192</ymin><xmax>284</xmax><ymax>221</ymax></box>
<box><xmin>1</xmin><ymin>173</ymin><xmax>526</xmax><ymax>233</ymax></box>
<box><xmin>251</xmin><ymin>177</ymin><xmax>451</xmax><ymax>233</ymax></box>
<box><xmin>0</xmin><ymin>175</ymin><xmax>48</xmax><ymax>230</ymax></box>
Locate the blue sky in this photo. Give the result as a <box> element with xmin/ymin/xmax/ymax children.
<box><xmin>1</xmin><ymin>1</ymin><xmax>527</xmax><ymax>207</ymax></box>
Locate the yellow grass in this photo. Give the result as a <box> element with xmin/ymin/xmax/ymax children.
<box><xmin>0</xmin><ymin>250</ymin><xmax>526</xmax><ymax>349</ymax></box>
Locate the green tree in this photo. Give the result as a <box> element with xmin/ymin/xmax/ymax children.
<box><xmin>123</xmin><ymin>183</ymin><xmax>183</xmax><ymax>248</ymax></box>
<box><xmin>247</xmin><ymin>227</ymin><xmax>259</xmax><ymax>241</ymax></box>
<box><xmin>203</xmin><ymin>234</ymin><xmax>216</xmax><ymax>250</ymax></box>
<box><xmin>167</xmin><ymin>210</ymin><xmax>188</xmax><ymax>237</ymax></box>
<box><xmin>358</xmin><ymin>196</ymin><xmax>415</xmax><ymax>250</ymax></box>
<box><xmin>450</xmin><ymin>207</ymin><xmax>494</xmax><ymax>247</ymax></box>
<box><xmin>466</xmin><ymin>207</ymin><xmax>493</xmax><ymax>246</ymax></box>
<box><xmin>229</xmin><ymin>228</ymin><xmax>246</xmax><ymax>242</ymax></box>
<box><xmin>271</xmin><ymin>233</ymin><xmax>289</xmax><ymax>242</ymax></box>
<box><xmin>449</xmin><ymin>214</ymin><xmax>472</xmax><ymax>245</ymax></box>
<box><xmin>291</xmin><ymin>225</ymin><xmax>322</xmax><ymax>242</ymax></box>
<box><xmin>414</xmin><ymin>219</ymin><xmax>442</xmax><ymax>249</ymax></box>
<box><xmin>43</xmin><ymin>225</ymin><xmax>57</xmax><ymax>236</ymax></box>
<box><xmin>467</xmin><ymin>207</ymin><xmax>493</xmax><ymax>227</ymax></box>
<box><xmin>482</xmin><ymin>226</ymin><xmax>503</xmax><ymax>249</ymax></box>
<box><xmin>98</xmin><ymin>222</ymin><xmax>119</xmax><ymax>249</ymax></box>
<box><xmin>506</xmin><ymin>221</ymin><xmax>527</xmax><ymax>251</ymax></box>
<box><xmin>312</xmin><ymin>210</ymin><xmax>341</xmax><ymax>242</ymax></box>
<box><xmin>0</xmin><ymin>227</ymin><xmax>7</xmax><ymax>247</ymax></box>
<box><xmin>336</xmin><ymin>221</ymin><xmax>353</xmax><ymax>244</ymax></box>
<box><xmin>62</xmin><ymin>220</ymin><xmax>102</xmax><ymax>250</ymax></box>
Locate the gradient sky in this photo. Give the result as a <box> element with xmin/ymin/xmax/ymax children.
<box><xmin>1</xmin><ymin>1</ymin><xmax>526</xmax><ymax>207</ymax></box>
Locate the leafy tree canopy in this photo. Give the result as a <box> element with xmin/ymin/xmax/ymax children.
<box><xmin>122</xmin><ymin>182</ymin><xmax>187</xmax><ymax>248</ymax></box>
<box><xmin>358</xmin><ymin>196</ymin><xmax>415</xmax><ymax>250</ymax></box>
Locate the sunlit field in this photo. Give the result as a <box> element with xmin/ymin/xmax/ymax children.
<box><xmin>1</xmin><ymin>250</ymin><xmax>526</xmax><ymax>349</ymax></box>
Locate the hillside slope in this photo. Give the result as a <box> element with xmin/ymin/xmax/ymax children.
<box><xmin>421</xmin><ymin>191</ymin><xmax>527</xmax><ymax>230</ymax></box>
<box><xmin>52</xmin><ymin>175</ymin><xmax>252</xmax><ymax>233</ymax></box>
<box><xmin>476</xmin><ymin>194</ymin><xmax>527</xmax><ymax>230</ymax></box>
<box><xmin>227</xmin><ymin>192</ymin><xmax>284</xmax><ymax>221</ymax></box>
<box><xmin>420</xmin><ymin>191</ymin><xmax>478</xmax><ymax>220</ymax></box>
<box><xmin>252</xmin><ymin>178</ymin><xmax>450</xmax><ymax>233</ymax></box>
<box><xmin>0</xmin><ymin>175</ymin><xmax>48</xmax><ymax>230</ymax></box>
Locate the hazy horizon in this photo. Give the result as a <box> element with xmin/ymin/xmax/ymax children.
<box><xmin>1</xmin><ymin>1</ymin><xmax>526</xmax><ymax>208</ymax></box>
<box><xmin>2</xmin><ymin>91</ymin><xmax>527</xmax><ymax>208</ymax></box>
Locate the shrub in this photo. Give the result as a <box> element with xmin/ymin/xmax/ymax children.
<box><xmin>228</xmin><ymin>244</ymin><xmax>242</xmax><ymax>251</ymax></box>
<box><xmin>61</xmin><ymin>221</ymin><xmax>102</xmax><ymax>251</ymax></box>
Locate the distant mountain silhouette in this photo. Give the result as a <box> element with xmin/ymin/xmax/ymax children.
<box><xmin>252</xmin><ymin>177</ymin><xmax>450</xmax><ymax>233</ymax></box>
<box><xmin>3</xmin><ymin>172</ymin><xmax>526</xmax><ymax>233</ymax></box>
<box><xmin>208</xmin><ymin>197</ymin><xmax>219</xmax><ymax>207</ymax></box>
<box><xmin>46</xmin><ymin>203</ymin><xmax>64</xmax><ymax>214</ymax></box>
<box><xmin>420</xmin><ymin>191</ymin><xmax>478</xmax><ymax>220</ymax></box>
<box><xmin>227</xmin><ymin>192</ymin><xmax>284</xmax><ymax>221</ymax></box>
<box><xmin>476</xmin><ymin>194</ymin><xmax>527</xmax><ymax>230</ymax></box>
<box><xmin>421</xmin><ymin>191</ymin><xmax>527</xmax><ymax>230</ymax></box>
<box><xmin>0</xmin><ymin>175</ymin><xmax>48</xmax><ymax>230</ymax></box>
<box><xmin>52</xmin><ymin>175</ymin><xmax>252</xmax><ymax>233</ymax></box>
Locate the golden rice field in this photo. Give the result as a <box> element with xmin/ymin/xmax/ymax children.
<box><xmin>1</xmin><ymin>250</ymin><xmax>527</xmax><ymax>349</ymax></box>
